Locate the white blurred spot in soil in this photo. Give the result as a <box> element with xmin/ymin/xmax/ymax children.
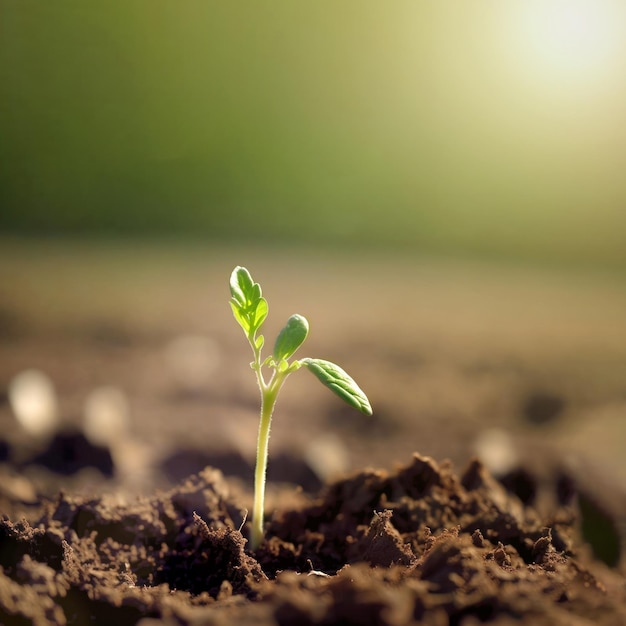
<box><xmin>163</xmin><ymin>335</ymin><xmax>221</xmax><ymax>389</ymax></box>
<box><xmin>84</xmin><ymin>386</ymin><xmax>130</xmax><ymax>446</ymax></box>
<box><xmin>473</xmin><ymin>427</ymin><xmax>519</xmax><ymax>476</ymax></box>
<box><xmin>83</xmin><ymin>386</ymin><xmax>154</xmax><ymax>489</ymax></box>
<box><xmin>8</xmin><ymin>369</ymin><xmax>59</xmax><ymax>438</ymax></box>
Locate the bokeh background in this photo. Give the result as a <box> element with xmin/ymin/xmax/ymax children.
<box><xmin>2</xmin><ymin>1</ymin><xmax>626</xmax><ymax>266</ymax></box>
<box><xmin>1</xmin><ymin>3</ymin><xmax>626</xmax><ymax>557</ymax></box>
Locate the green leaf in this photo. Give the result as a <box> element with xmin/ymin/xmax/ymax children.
<box><xmin>229</xmin><ymin>266</ymin><xmax>252</xmax><ymax>307</ymax></box>
<box><xmin>273</xmin><ymin>314</ymin><xmax>309</xmax><ymax>361</ymax></box>
<box><xmin>229</xmin><ymin>266</ymin><xmax>267</xmax><ymax>336</ymax></box>
<box><xmin>251</xmin><ymin>282</ymin><xmax>262</xmax><ymax>302</ymax></box>
<box><xmin>301</xmin><ymin>358</ymin><xmax>372</xmax><ymax>415</ymax></box>
<box><xmin>254</xmin><ymin>297</ymin><xmax>269</xmax><ymax>329</ymax></box>
<box><xmin>230</xmin><ymin>301</ymin><xmax>251</xmax><ymax>333</ymax></box>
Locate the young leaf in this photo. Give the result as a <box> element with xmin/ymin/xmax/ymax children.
<box><xmin>229</xmin><ymin>266</ymin><xmax>253</xmax><ymax>307</ymax></box>
<box><xmin>230</xmin><ymin>301</ymin><xmax>251</xmax><ymax>333</ymax></box>
<box><xmin>229</xmin><ymin>266</ymin><xmax>268</xmax><ymax>336</ymax></box>
<box><xmin>273</xmin><ymin>314</ymin><xmax>309</xmax><ymax>361</ymax></box>
<box><xmin>301</xmin><ymin>358</ymin><xmax>372</xmax><ymax>415</ymax></box>
<box><xmin>254</xmin><ymin>296</ymin><xmax>269</xmax><ymax>327</ymax></box>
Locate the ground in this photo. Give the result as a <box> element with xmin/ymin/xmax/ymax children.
<box><xmin>0</xmin><ymin>240</ymin><xmax>625</xmax><ymax>625</ymax></box>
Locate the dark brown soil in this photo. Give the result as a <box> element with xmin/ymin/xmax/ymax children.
<box><xmin>1</xmin><ymin>452</ymin><xmax>625</xmax><ymax>626</ymax></box>
<box><xmin>1</xmin><ymin>243</ymin><xmax>626</xmax><ymax>625</ymax></box>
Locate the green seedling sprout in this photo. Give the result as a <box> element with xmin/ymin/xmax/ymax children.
<box><xmin>229</xmin><ymin>266</ymin><xmax>372</xmax><ymax>549</ymax></box>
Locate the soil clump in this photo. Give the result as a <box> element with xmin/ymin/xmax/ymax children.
<box><xmin>1</xmin><ymin>452</ymin><xmax>625</xmax><ymax>625</ymax></box>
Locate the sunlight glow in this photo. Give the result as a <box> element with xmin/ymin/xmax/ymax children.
<box><xmin>518</xmin><ymin>0</ymin><xmax>625</xmax><ymax>83</ymax></box>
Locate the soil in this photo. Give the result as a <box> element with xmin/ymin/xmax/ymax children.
<box><xmin>1</xmin><ymin>242</ymin><xmax>625</xmax><ymax>625</ymax></box>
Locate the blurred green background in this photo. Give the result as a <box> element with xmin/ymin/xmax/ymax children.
<box><xmin>2</xmin><ymin>1</ymin><xmax>625</xmax><ymax>267</ymax></box>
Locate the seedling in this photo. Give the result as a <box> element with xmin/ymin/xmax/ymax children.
<box><xmin>229</xmin><ymin>266</ymin><xmax>372</xmax><ymax>549</ymax></box>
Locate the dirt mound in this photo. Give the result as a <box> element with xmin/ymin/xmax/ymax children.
<box><xmin>1</xmin><ymin>453</ymin><xmax>624</xmax><ymax>625</ymax></box>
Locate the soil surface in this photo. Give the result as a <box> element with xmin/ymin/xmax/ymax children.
<box><xmin>1</xmin><ymin>241</ymin><xmax>625</xmax><ymax>625</ymax></box>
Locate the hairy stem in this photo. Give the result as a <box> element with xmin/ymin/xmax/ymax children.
<box><xmin>249</xmin><ymin>352</ymin><xmax>287</xmax><ymax>550</ymax></box>
<box><xmin>250</xmin><ymin>387</ymin><xmax>275</xmax><ymax>550</ymax></box>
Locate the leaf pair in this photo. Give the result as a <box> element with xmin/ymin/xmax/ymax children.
<box><xmin>230</xmin><ymin>265</ymin><xmax>372</xmax><ymax>416</ymax></box>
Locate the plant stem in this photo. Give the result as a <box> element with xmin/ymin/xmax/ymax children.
<box><xmin>248</xmin><ymin>329</ymin><xmax>291</xmax><ymax>549</ymax></box>
<box><xmin>250</xmin><ymin>386</ymin><xmax>275</xmax><ymax>550</ymax></box>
